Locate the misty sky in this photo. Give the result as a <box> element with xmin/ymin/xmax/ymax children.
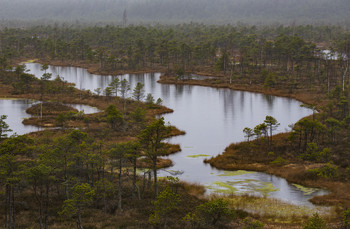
<box><xmin>0</xmin><ymin>0</ymin><xmax>349</xmax><ymax>25</ymax></box>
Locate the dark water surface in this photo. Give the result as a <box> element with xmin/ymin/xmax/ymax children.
<box><xmin>23</xmin><ymin>63</ymin><xmax>327</xmax><ymax>206</ymax></box>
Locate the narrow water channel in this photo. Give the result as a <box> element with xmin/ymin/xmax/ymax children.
<box><xmin>22</xmin><ymin>63</ymin><xmax>327</xmax><ymax>206</ymax></box>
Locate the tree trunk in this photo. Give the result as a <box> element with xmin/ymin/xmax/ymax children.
<box><xmin>132</xmin><ymin>159</ymin><xmax>137</xmax><ymax>200</ymax></box>
<box><xmin>102</xmin><ymin>162</ymin><xmax>107</xmax><ymax>214</ymax></box>
<box><xmin>269</xmin><ymin>126</ymin><xmax>273</xmax><ymax>147</ymax></box>
<box><xmin>147</xmin><ymin>171</ymin><xmax>152</xmax><ymax>189</ymax></box>
<box><xmin>44</xmin><ymin>183</ymin><xmax>49</xmax><ymax>229</ymax></box>
<box><xmin>117</xmin><ymin>158</ymin><xmax>122</xmax><ymax>213</ymax></box>
<box><xmin>5</xmin><ymin>185</ymin><xmax>9</xmax><ymax>229</ymax></box>
<box><xmin>135</xmin><ymin>184</ymin><xmax>141</xmax><ymax>201</ymax></box>
<box><xmin>153</xmin><ymin>158</ymin><xmax>158</xmax><ymax>198</ymax></box>
<box><xmin>64</xmin><ymin>155</ymin><xmax>69</xmax><ymax>199</ymax></box>
<box><xmin>102</xmin><ymin>176</ymin><xmax>107</xmax><ymax>214</ymax></box>
<box><xmin>77</xmin><ymin>206</ymin><xmax>83</xmax><ymax>229</ymax></box>
<box><xmin>7</xmin><ymin>185</ymin><xmax>13</xmax><ymax>229</ymax></box>
<box><xmin>12</xmin><ymin>186</ymin><xmax>15</xmax><ymax>229</ymax></box>
<box><xmin>39</xmin><ymin>189</ymin><xmax>43</xmax><ymax>229</ymax></box>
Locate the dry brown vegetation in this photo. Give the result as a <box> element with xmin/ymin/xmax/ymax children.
<box><xmin>2</xmin><ymin>23</ymin><xmax>350</xmax><ymax>228</ymax></box>
<box><xmin>2</xmin><ymin>57</ymin><xmax>348</xmax><ymax>227</ymax></box>
<box><xmin>159</xmin><ymin>71</ymin><xmax>350</xmax><ymax>208</ymax></box>
<box><xmin>137</xmin><ymin>157</ymin><xmax>173</xmax><ymax>169</ymax></box>
<box><xmin>0</xmin><ymin>73</ymin><xmax>207</xmax><ymax>228</ymax></box>
<box><xmin>206</xmin><ymin>133</ymin><xmax>350</xmax><ymax>208</ymax></box>
<box><xmin>26</xmin><ymin>102</ymin><xmax>78</xmax><ymax>115</ymax></box>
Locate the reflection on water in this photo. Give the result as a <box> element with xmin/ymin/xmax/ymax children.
<box><xmin>67</xmin><ymin>104</ymin><xmax>100</xmax><ymax>115</ymax></box>
<box><xmin>0</xmin><ymin>99</ymin><xmax>43</xmax><ymax>135</ymax></box>
<box><xmin>0</xmin><ymin>98</ymin><xmax>100</xmax><ymax>136</ymax></box>
<box><xmin>23</xmin><ymin>63</ymin><xmax>325</xmax><ymax>206</ymax></box>
<box><xmin>206</xmin><ymin>170</ymin><xmax>328</xmax><ymax>206</ymax></box>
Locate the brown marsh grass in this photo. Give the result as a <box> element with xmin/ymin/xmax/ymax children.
<box><xmin>225</xmin><ymin>194</ymin><xmax>336</xmax><ymax>224</ymax></box>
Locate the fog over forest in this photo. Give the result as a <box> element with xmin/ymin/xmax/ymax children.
<box><xmin>0</xmin><ymin>0</ymin><xmax>349</xmax><ymax>25</ymax></box>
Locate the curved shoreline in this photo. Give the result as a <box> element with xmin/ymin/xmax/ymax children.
<box><xmin>158</xmin><ymin>75</ymin><xmax>325</xmax><ymax>108</ymax></box>
<box><xmin>20</xmin><ymin>58</ymin><xmax>325</xmax><ymax>107</ymax></box>
<box><xmin>157</xmin><ymin>75</ymin><xmax>346</xmax><ymax>207</ymax></box>
<box><xmin>18</xmin><ymin>60</ymin><xmax>340</xmax><ymax>206</ymax></box>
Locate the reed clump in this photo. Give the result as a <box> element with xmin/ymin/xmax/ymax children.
<box><xmin>226</xmin><ymin>194</ymin><xmax>335</xmax><ymax>224</ymax></box>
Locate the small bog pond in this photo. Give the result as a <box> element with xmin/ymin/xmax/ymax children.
<box><xmin>19</xmin><ymin>63</ymin><xmax>326</xmax><ymax>206</ymax></box>
<box><xmin>0</xmin><ymin>98</ymin><xmax>100</xmax><ymax>135</ymax></box>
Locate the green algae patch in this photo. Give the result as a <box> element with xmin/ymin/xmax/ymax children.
<box><xmin>187</xmin><ymin>154</ymin><xmax>210</xmax><ymax>158</ymax></box>
<box><xmin>293</xmin><ymin>184</ymin><xmax>319</xmax><ymax>195</ymax></box>
<box><xmin>231</xmin><ymin>179</ymin><xmax>258</xmax><ymax>183</ymax></box>
<box><xmin>226</xmin><ymin>179</ymin><xmax>258</xmax><ymax>186</ymax></box>
<box><xmin>226</xmin><ymin>180</ymin><xmax>278</xmax><ymax>195</ymax></box>
<box><xmin>208</xmin><ymin>181</ymin><xmax>238</xmax><ymax>194</ymax></box>
<box><xmin>25</xmin><ymin>59</ymin><xmax>38</xmax><ymax>63</ymax></box>
<box><xmin>0</xmin><ymin>98</ymin><xmax>32</xmax><ymax>101</ymax></box>
<box><xmin>256</xmin><ymin>182</ymin><xmax>279</xmax><ymax>195</ymax></box>
<box><xmin>218</xmin><ymin>170</ymin><xmax>256</xmax><ymax>177</ymax></box>
<box><xmin>209</xmin><ymin>179</ymin><xmax>278</xmax><ymax>196</ymax></box>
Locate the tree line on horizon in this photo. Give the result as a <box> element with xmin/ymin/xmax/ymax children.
<box><xmin>1</xmin><ymin>23</ymin><xmax>349</xmax><ymax>94</ymax></box>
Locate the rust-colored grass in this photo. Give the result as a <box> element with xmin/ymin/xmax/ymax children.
<box><xmin>137</xmin><ymin>157</ymin><xmax>173</xmax><ymax>169</ymax></box>
<box><xmin>206</xmin><ymin>133</ymin><xmax>350</xmax><ymax>208</ymax></box>
<box><xmin>26</xmin><ymin>102</ymin><xmax>78</xmax><ymax>115</ymax></box>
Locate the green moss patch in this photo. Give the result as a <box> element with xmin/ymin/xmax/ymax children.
<box><xmin>23</xmin><ymin>59</ymin><xmax>38</xmax><ymax>63</ymax></box>
<box><xmin>187</xmin><ymin>154</ymin><xmax>210</xmax><ymax>158</ymax></box>
<box><xmin>256</xmin><ymin>182</ymin><xmax>279</xmax><ymax>195</ymax></box>
<box><xmin>208</xmin><ymin>179</ymin><xmax>279</xmax><ymax>196</ymax></box>
<box><xmin>0</xmin><ymin>98</ymin><xmax>30</xmax><ymax>101</ymax></box>
<box><xmin>293</xmin><ymin>184</ymin><xmax>319</xmax><ymax>195</ymax></box>
<box><xmin>226</xmin><ymin>179</ymin><xmax>258</xmax><ymax>186</ymax></box>
<box><xmin>218</xmin><ymin>170</ymin><xmax>256</xmax><ymax>177</ymax></box>
<box><xmin>207</xmin><ymin>181</ymin><xmax>238</xmax><ymax>194</ymax></box>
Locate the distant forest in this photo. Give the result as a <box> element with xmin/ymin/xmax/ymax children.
<box><xmin>0</xmin><ymin>0</ymin><xmax>350</xmax><ymax>26</ymax></box>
